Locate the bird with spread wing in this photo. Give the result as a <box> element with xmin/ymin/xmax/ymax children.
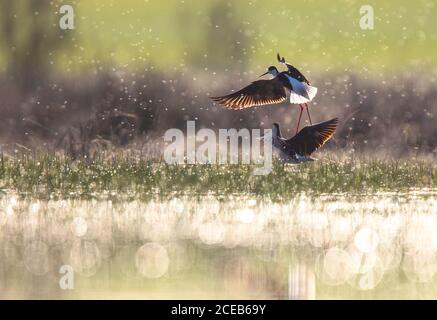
<box><xmin>269</xmin><ymin>118</ymin><xmax>338</xmax><ymax>163</ymax></box>
<box><xmin>211</xmin><ymin>53</ymin><xmax>317</xmax><ymax>134</ymax></box>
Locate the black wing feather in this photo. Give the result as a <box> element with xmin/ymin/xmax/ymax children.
<box><xmin>285</xmin><ymin>118</ymin><xmax>338</xmax><ymax>156</ymax></box>
<box><xmin>285</xmin><ymin>65</ymin><xmax>310</xmax><ymax>85</ymax></box>
<box><xmin>277</xmin><ymin>53</ymin><xmax>310</xmax><ymax>84</ymax></box>
<box><xmin>211</xmin><ymin>78</ymin><xmax>287</xmax><ymax>110</ymax></box>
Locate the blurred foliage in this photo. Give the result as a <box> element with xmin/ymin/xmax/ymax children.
<box><xmin>0</xmin><ymin>0</ymin><xmax>71</xmax><ymax>92</ymax></box>
<box><xmin>1</xmin><ymin>0</ymin><xmax>437</xmax><ymax>74</ymax></box>
<box><xmin>179</xmin><ymin>1</ymin><xmax>250</xmax><ymax>71</ymax></box>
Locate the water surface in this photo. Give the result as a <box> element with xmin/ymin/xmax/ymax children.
<box><xmin>1</xmin><ymin>190</ymin><xmax>436</xmax><ymax>299</ymax></box>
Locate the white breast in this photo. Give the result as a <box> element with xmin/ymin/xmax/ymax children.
<box><xmin>285</xmin><ymin>74</ymin><xmax>318</xmax><ymax>104</ymax></box>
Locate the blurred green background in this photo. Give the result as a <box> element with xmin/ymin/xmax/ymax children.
<box><xmin>73</xmin><ymin>0</ymin><xmax>437</xmax><ymax>73</ymax></box>
<box><xmin>1</xmin><ymin>0</ymin><xmax>437</xmax><ymax>76</ymax></box>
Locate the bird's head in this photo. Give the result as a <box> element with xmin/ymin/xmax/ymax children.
<box><xmin>272</xmin><ymin>123</ymin><xmax>281</xmax><ymax>137</ymax></box>
<box><xmin>259</xmin><ymin>66</ymin><xmax>279</xmax><ymax>78</ymax></box>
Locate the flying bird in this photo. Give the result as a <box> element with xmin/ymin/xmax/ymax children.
<box><xmin>276</xmin><ymin>53</ymin><xmax>316</xmax><ymax>130</ymax></box>
<box><xmin>270</xmin><ymin>118</ymin><xmax>338</xmax><ymax>163</ymax></box>
<box><xmin>211</xmin><ymin>53</ymin><xmax>317</xmax><ymax>134</ymax></box>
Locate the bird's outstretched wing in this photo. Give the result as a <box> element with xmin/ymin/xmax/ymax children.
<box><xmin>277</xmin><ymin>53</ymin><xmax>310</xmax><ymax>84</ymax></box>
<box><xmin>285</xmin><ymin>118</ymin><xmax>338</xmax><ymax>156</ymax></box>
<box><xmin>211</xmin><ymin>78</ymin><xmax>287</xmax><ymax>110</ymax></box>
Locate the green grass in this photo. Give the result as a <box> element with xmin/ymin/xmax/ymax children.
<box><xmin>0</xmin><ymin>154</ymin><xmax>435</xmax><ymax>200</ymax></box>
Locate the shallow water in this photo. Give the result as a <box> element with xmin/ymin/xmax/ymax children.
<box><xmin>0</xmin><ymin>190</ymin><xmax>436</xmax><ymax>299</ymax></box>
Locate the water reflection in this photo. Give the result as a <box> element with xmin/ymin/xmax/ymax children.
<box><xmin>0</xmin><ymin>191</ymin><xmax>436</xmax><ymax>299</ymax></box>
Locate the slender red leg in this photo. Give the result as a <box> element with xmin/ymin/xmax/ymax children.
<box><xmin>305</xmin><ymin>103</ymin><xmax>313</xmax><ymax>125</ymax></box>
<box><xmin>296</xmin><ymin>105</ymin><xmax>304</xmax><ymax>134</ymax></box>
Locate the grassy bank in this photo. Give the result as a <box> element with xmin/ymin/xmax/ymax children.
<box><xmin>0</xmin><ymin>154</ymin><xmax>435</xmax><ymax>200</ymax></box>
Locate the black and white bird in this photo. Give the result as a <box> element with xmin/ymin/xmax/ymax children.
<box><xmin>211</xmin><ymin>53</ymin><xmax>317</xmax><ymax>134</ymax></box>
<box><xmin>269</xmin><ymin>118</ymin><xmax>338</xmax><ymax>163</ymax></box>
